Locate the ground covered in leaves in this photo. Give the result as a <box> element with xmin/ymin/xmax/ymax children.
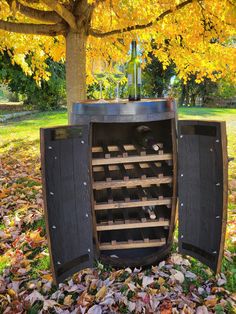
<box><xmin>0</xmin><ymin>109</ymin><xmax>236</xmax><ymax>313</ymax></box>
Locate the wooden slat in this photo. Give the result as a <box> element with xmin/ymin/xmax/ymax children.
<box><xmin>99</xmin><ymin>238</ymin><xmax>166</xmax><ymax>250</ymax></box>
<box><xmin>119</xmin><ymin>164</ymin><xmax>129</xmax><ymax>181</ymax></box>
<box><xmin>93</xmin><ymin>162</ymin><xmax>162</xmax><ymax>172</ymax></box>
<box><xmin>96</xmin><ymin>219</ymin><xmax>169</xmax><ymax>231</ymax></box>
<box><xmin>93</xmin><ymin>176</ymin><xmax>173</xmax><ymax>190</ymax></box>
<box><xmin>92</xmin><ymin>144</ymin><xmax>163</xmax><ymax>153</ymax></box>
<box><xmin>92</xmin><ymin>153</ymin><xmax>173</xmax><ymax>166</ymax></box>
<box><xmin>94</xmin><ymin>198</ymin><xmax>172</xmax><ymax>210</ymax></box>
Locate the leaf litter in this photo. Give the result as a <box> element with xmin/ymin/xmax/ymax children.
<box><xmin>0</xmin><ymin>146</ymin><xmax>236</xmax><ymax>313</ymax></box>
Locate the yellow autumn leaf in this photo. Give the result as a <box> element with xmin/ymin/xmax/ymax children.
<box><xmin>11</xmin><ymin>0</ymin><xmax>17</xmax><ymax>17</ymax></box>
<box><xmin>95</xmin><ymin>285</ymin><xmax>107</xmax><ymax>301</ymax></box>
<box><xmin>64</xmin><ymin>295</ymin><xmax>73</xmax><ymax>306</ymax></box>
<box><xmin>7</xmin><ymin>288</ymin><xmax>17</xmax><ymax>299</ymax></box>
<box><xmin>205</xmin><ymin>296</ymin><xmax>218</xmax><ymax>307</ymax></box>
<box><xmin>158</xmin><ymin>277</ymin><xmax>165</xmax><ymax>286</ymax></box>
<box><xmin>27</xmin><ymin>230</ymin><xmax>45</xmax><ymax>247</ymax></box>
<box><xmin>42</xmin><ymin>274</ymin><xmax>53</xmax><ymax>282</ymax></box>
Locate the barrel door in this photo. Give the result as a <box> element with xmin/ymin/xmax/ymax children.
<box><xmin>178</xmin><ymin>120</ymin><xmax>228</xmax><ymax>272</ymax></box>
<box><xmin>40</xmin><ymin>125</ymin><xmax>94</xmax><ymax>284</ymax></box>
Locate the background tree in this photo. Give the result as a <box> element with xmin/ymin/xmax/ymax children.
<box><xmin>142</xmin><ymin>52</ymin><xmax>175</xmax><ymax>98</ymax></box>
<box><xmin>0</xmin><ymin>52</ymin><xmax>66</xmax><ymax>110</ymax></box>
<box><xmin>0</xmin><ymin>0</ymin><xmax>235</xmax><ymax>119</ymax></box>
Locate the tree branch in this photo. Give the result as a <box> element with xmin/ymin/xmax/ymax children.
<box><xmin>0</xmin><ymin>19</ymin><xmax>66</xmax><ymax>36</ymax></box>
<box><xmin>89</xmin><ymin>0</ymin><xmax>194</xmax><ymax>37</ymax></box>
<box><xmin>41</xmin><ymin>0</ymin><xmax>77</xmax><ymax>30</ymax></box>
<box><xmin>16</xmin><ymin>0</ymin><xmax>63</xmax><ymax>23</ymax></box>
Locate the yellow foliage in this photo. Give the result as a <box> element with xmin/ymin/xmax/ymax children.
<box><xmin>0</xmin><ymin>0</ymin><xmax>235</xmax><ymax>84</ymax></box>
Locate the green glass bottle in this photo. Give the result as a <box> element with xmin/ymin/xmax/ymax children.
<box><xmin>127</xmin><ymin>40</ymin><xmax>141</xmax><ymax>101</ymax></box>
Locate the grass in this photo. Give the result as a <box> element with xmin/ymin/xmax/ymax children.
<box><xmin>0</xmin><ymin>256</ymin><xmax>11</xmax><ymax>275</ymax></box>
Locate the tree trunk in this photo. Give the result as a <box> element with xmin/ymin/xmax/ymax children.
<box><xmin>66</xmin><ymin>31</ymin><xmax>87</xmax><ymax>122</ymax></box>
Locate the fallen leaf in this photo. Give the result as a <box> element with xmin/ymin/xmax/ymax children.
<box><xmin>87</xmin><ymin>305</ymin><xmax>102</xmax><ymax>314</ymax></box>
<box><xmin>7</xmin><ymin>288</ymin><xmax>17</xmax><ymax>299</ymax></box>
<box><xmin>211</xmin><ymin>287</ymin><xmax>225</xmax><ymax>293</ymax></box>
<box><xmin>158</xmin><ymin>277</ymin><xmax>165</xmax><ymax>286</ymax></box>
<box><xmin>142</xmin><ymin>276</ymin><xmax>154</xmax><ymax>288</ymax></box>
<box><xmin>42</xmin><ymin>274</ymin><xmax>53</xmax><ymax>282</ymax></box>
<box><xmin>170</xmin><ymin>270</ymin><xmax>185</xmax><ymax>284</ymax></box>
<box><xmin>64</xmin><ymin>294</ymin><xmax>73</xmax><ymax>306</ymax></box>
<box><xmin>196</xmin><ymin>305</ymin><xmax>209</xmax><ymax>314</ymax></box>
<box><xmin>25</xmin><ymin>290</ymin><xmax>44</xmax><ymax>304</ymax></box>
<box><xmin>43</xmin><ymin>299</ymin><xmax>59</xmax><ymax>310</ymax></box>
<box><xmin>204</xmin><ymin>296</ymin><xmax>218</xmax><ymax>307</ymax></box>
<box><xmin>95</xmin><ymin>285</ymin><xmax>107</xmax><ymax>301</ymax></box>
<box><xmin>160</xmin><ymin>299</ymin><xmax>172</xmax><ymax>314</ymax></box>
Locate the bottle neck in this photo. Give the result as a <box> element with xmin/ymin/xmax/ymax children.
<box><xmin>131</xmin><ymin>41</ymin><xmax>137</xmax><ymax>59</ymax></box>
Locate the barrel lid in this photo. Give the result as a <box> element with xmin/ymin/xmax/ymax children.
<box><xmin>71</xmin><ymin>98</ymin><xmax>176</xmax><ymax>117</ymax></box>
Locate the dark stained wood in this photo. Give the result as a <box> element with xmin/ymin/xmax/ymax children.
<box><xmin>216</xmin><ymin>122</ymin><xmax>228</xmax><ymax>273</ymax></box>
<box><xmin>167</xmin><ymin>118</ymin><xmax>178</xmax><ymax>244</ymax></box>
<box><xmin>178</xmin><ymin>120</ymin><xmax>228</xmax><ymax>273</ymax></box>
<box><xmin>70</xmin><ymin>99</ymin><xmax>176</xmax><ymax>124</ymax></box>
<box><xmin>40</xmin><ymin>125</ymin><xmax>94</xmax><ymax>284</ymax></box>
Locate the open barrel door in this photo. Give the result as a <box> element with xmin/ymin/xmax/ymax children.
<box><xmin>178</xmin><ymin>120</ymin><xmax>228</xmax><ymax>272</ymax></box>
<box><xmin>40</xmin><ymin>125</ymin><xmax>94</xmax><ymax>284</ymax></box>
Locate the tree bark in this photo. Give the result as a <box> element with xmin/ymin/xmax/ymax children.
<box><xmin>66</xmin><ymin>31</ymin><xmax>87</xmax><ymax>122</ymax></box>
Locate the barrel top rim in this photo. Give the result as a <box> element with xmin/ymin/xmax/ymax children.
<box><xmin>71</xmin><ymin>98</ymin><xmax>176</xmax><ymax>122</ymax></box>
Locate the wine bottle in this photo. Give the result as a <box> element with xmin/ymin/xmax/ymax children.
<box><xmin>134</xmin><ymin>125</ymin><xmax>160</xmax><ymax>151</ymax></box>
<box><xmin>127</xmin><ymin>40</ymin><xmax>141</xmax><ymax>101</ymax></box>
<box><xmin>142</xmin><ymin>206</ymin><xmax>156</xmax><ymax>220</ymax></box>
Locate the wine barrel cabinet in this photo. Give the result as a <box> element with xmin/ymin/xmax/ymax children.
<box><xmin>40</xmin><ymin>99</ymin><xmax>228</xmax><ymax>284</ymax></box>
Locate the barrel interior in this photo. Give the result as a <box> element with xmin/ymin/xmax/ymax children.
<box><xmin>91</xmin><ymin>120</ymin><xmax>175</xmax><ymax>266</ymax></box>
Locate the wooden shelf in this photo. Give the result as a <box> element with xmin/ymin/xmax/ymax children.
<box><xmin>93</xmin><ymin>176</ymin><xmax>173</xmax><ymax>190</ymax></box>
<box><xmin>99</xmin><ymin>238</ymin><xmax>166</xmax><ymax>250</ymax></box>
<box><xmin>92</xmin><ymin>144</ymin><xmax>163</xmax><ymax>154</ymax></box>
<box><xmin>93</xmin><ymin>161</ymin><xmax>172</xmax><ymax>183</ymax></box>
<box><xmin>92</xmin><ymin>153</ymin><xmax>173</xmax><ymax>166</ymax></box>
<box><xmin>96</xmin><ymin>219</ymin><xmax>169</xmax><ymax>231</ymax></box>
<box><xmin>94</xmin><ymin>197</ymin><xmax>172</xmax><ymax>210</ymax></box>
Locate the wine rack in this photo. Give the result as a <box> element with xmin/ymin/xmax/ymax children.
<box><xmin>92</xmin><ymin>140</ymin><xmax>174</xmax><ymax>255</ymax></box>
<box><xmin>41</xmin><ymin>99</ymin><xmax>228</xmax><ymax>284</ymax></box>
